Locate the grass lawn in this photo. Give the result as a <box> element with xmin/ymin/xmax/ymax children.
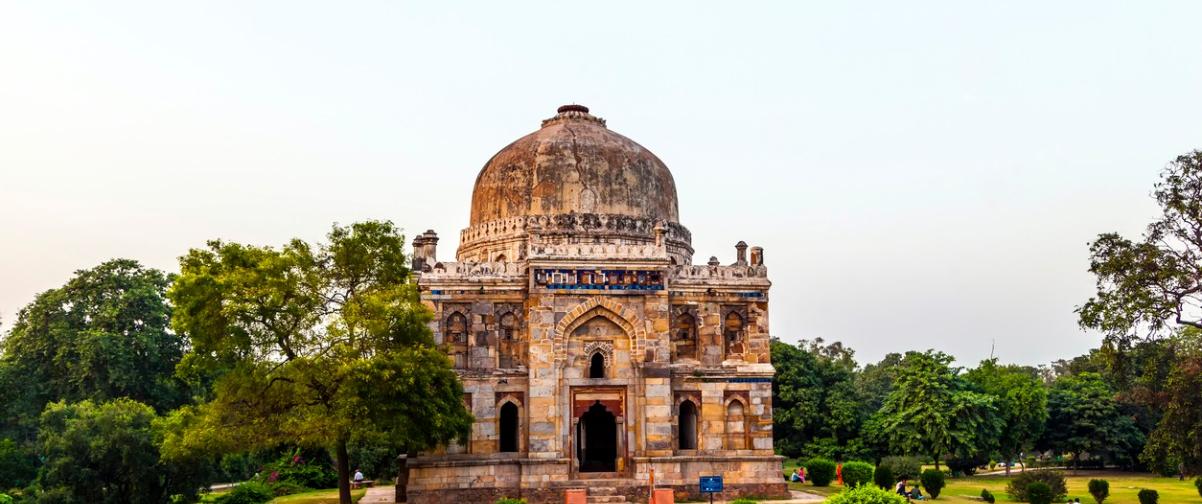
<box><xmin>200</xmin><ymin>488</ymin><xmax>366</xmax><ymax>503</ymax></box>
<box><xmin>782</xmin><ymin>464</ymin><xmax>1200</xmax><ymax>503</ymax></box>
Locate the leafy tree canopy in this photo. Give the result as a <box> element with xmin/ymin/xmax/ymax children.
<box><xmin>1039</xmin><ymin>372</ymin><xmax>1143</xmax><ymax>467</ymax></box>
<box><xmin>0</xmin><ymin>259</ymin><xmax>185</xmax><ymax>441</ymax></box>
<box><xmin>36</xmin><ymin>398</ymin><xmax>211</xmax><ymax>504</ymax></box>
<box><xmin>163</xmin><ymin>221</ymin><xmax>472</xmax><ymax>504</ymax></box>
<box><xmin>1079</xmin><ymin>150</ymin><xmax>1202</xmax><ymax>343</ymax></box>
<box><xmin>964</xmin><ymin>359</ymin><xmax>1048</xmax><ymax>473</ymax></box>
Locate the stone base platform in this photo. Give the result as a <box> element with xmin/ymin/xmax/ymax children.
<box><xmin>402</xmin><ymin>454</ymin><xmax>787</xmax><ymax>504</ymax></box>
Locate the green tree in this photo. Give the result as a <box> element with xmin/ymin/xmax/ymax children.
<box><xmin>964</xmin><ymin>360</ymin><xmax>1048</xmax><ymax>474</ymax></box>
<box><xmin>1079</xmin><ymin>151</ymin><xmax>1202</xmax><ymax>342</ymax></box>
<box><xmin>0</xmin><ymin>260</ymin><xmax>185</xmax><ymax>440</ymax></box>
<box><xmin>1039</xmin><ymin>372</ymin><xmax>1142</xmax><ymax>468</ymax></box>
<box><xmin>36</xmin><ymin>399</ymin><xmax>211</xmax><ymax>504</ymax></box>
<box><xmin>1141</xmin><ymin>330</ymin><xmax>1202</xmax><ymax>474</ymax></box>
<box><xmin>771</xmin><ymin>339</ymin><xmax>872</xmax><ymax>460</ymax></box>
<box><xmin>164</xmin><ymin>221</ymin><xmax>472</xmax><ymax>504</ymax></box>
<box><xmin>878</xmin><ymin>351</ymin><xmax>997</xmax><ymax>469</ymax></box>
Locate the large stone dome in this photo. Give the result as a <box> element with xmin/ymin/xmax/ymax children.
<box><xmin>456</xmin><ymin>105</ymin><xmax>693</xmax><ymax>264</ymax></box>
<box><xmin>469</xmin><ymin>105</ymin><xmax>679</xmax><ymax>225</ymax></box>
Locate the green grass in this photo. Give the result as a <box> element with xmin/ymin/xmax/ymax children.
<box><xmin>200</xmin><ymin>488</ymin><xmax>366</xmax><ymax>503</ymax></box>
<box><xmin>782</xmin><ymin>464</ymin><xmax>1200</xmax><ymax>503</ymax></box>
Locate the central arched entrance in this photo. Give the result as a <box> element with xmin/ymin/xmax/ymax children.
<box><xmin>577</xmin><ymin>401</ymin><xmax>617</xmax><ymax>472</ymax></box>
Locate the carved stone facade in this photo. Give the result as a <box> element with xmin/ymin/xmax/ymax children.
<box><xmin>403</xmin><ymin>105</ymin><xmax>785</xmax><ymax>503</ymax></box>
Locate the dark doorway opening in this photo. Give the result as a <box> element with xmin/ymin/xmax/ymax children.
<box><xmin>678</xmin><ymin>400</ymin><xmax>698</xmax><ymax>450</ymax></box>
<box><xmin>499</xmin><ymin>402</ymin><xmax>519</xmax><ymax>452</ymax></box>
<box><xmin>577</xmin><ymin>401</ymin><xmax>617</xmax><ymax>472</ymax></box>
<box><xmin>589</xmin><ymin>352</ymin><xmax>605</xmax><ymax>379</ymax></box>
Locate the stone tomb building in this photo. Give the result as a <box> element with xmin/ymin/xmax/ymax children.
<box><xmin>403</xmin><ymin>105</ymin><xmax>786</xmax><ymax>503</ymax></box>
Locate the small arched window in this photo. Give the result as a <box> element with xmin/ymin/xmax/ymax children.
<box><xmin>725</xmin><ymin>400</ymin><xmax>747</xmax><ymax>450</ymax></box>
<box><xmin>589</xmin><ymin>352</ymin><xmax>606</xmax><ymax>379</ymax></box>
<box><xmin>723</xmin><ymin>311</ymin><xmax>744</xmax><ymax>355</ymax></box>
<box><xmin>499</xmin><ymin>401</ymin><xmax>520</xmax><ymax>453</ymax></box>
<box><xmin>447</xmin><ymin>312</ymin><xmax>468</xmax><ymax>344</ymax></box>
<box><xmin>672</xmin><ymin>313</ymin><xmax>698</xmax><ymax>360</ymax></box>
<box><xmin>678</xmin><ymin>399</ymin><xmax>698</xmax><ymax>450</ymax></box>
<box><xmin>499</xmin><ymin>313</ymin><xmax>517</xmax><ymax>340</ymax></box>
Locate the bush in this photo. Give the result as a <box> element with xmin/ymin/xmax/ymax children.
<box><xmin>730</xmin><ymin>499</ymin><xmax>759</xmax><ymax>504</ymax></box>
<box><xmin>495</xmin><ymin>499</ymin><xmax>527</xmax><ymax>504</ymax></box>
<box><xmin>214</xmin><ymin>482</ymin><xmax>274</xmax><ymax>504</ymax></box>
<box><xmin>1137</xmin><ymin>489</ymin><xmax>1158</xmax><ymax>504</ymax></box>
<box><xmin>842</xmin><ymin>461</ymin><xmax>875</xmax><ymax>488</ymax></box>
<box><xmin>807</xmin><ymin>458</ymin><xmax>837</xmax><ymax>487</ymax></box>
<box><xmin>1088</xmin><ymin>479</ymin><xmax>1109</xmax><ymax>504</ymax></box>
<box><xmin>1027</xmin><ymin>482</ymin><xmax>1053</xmax><ymax>504</ymax></box>
<box><xmin>1007</xmin><ymin>470</ymin><xmax>1067</xmax><ymax>502</ymax></box>
<box><xmin>1195</xmin><ymin>477</ymin><xmax>1202</xmax><ymax>498</ymax></box>
<box><xmin>980</xmin><ymin>489</ymin><xmax>995</xmax><ymax>503</ymax></box>
<box><xmin>257</xmin><ymin>451</ymin><xmax>337</xmax><ymax>489</ymax></box>
<box><xmin>0</xmin><ymin>493</ymin><xmax>11</xmax><ymax>504</ymax></box>
<box><xmin>919</xmin><ymin>469</ymin><xmax>945</xmax><ymax>499</ymax></box>
<box><xmin>826</xmin><ymin>484</ymin><xmax>907</xmax><ymax>504</ymax></box>
<box><xmin>268</xmin><ymin>481</ymin><xmax>308</xmax><ymax>496</ymax></box>
<box><xmin>873</xmin><ymin>464</ymin><xmax>894</xmax><ymax>489</ymax></box>
<box><xmin>946</xmin><ymin>454</ymin><xmax>988</xmax><ymax>476</ymax></box>
<box><xmin>879</xmin><ymin>456</ymin><xmax>922</xmax><ymax>480</ymax></box>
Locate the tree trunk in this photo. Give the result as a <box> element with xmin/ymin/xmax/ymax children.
<box><xmin>337</xmin><ymin>439</ymin><xmax>352</xmax><ymax>504</ymax></box>
<box><xmin>1005</xmin><ymin>451</ymin><xmax>1012</xmax><ymax>475</ymax></box>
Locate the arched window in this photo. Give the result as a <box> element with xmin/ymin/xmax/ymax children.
<box><xmin>725</xmin><ymin>400</ymin><xmax>747</xmax><ymax>450</ymax></box>
<box><xmin>672</xmin><ymin>312</ymin><xmax>698</xmax><ymax>360</ymax></box>
<box><xmin>499</xmin><ymin>401</ymin><xmax>520</xmax><ymax>453</ymax></box>
<box><xmin>723</xmin><ymin>311</ymin><xmax>744</xmax><ymax>355</ymax></box>
<box><xmin>589</xmin><ymin>352</ymin><xmax>606</xmax><ymax>379</ymax></box>
<box><xmin>678</xmin><ymin>400</ymin><xmax>698</xmax><ymax>450</ymax></box>
<box><xmin>498</xmin><ymin>312</ymin><xmax>520</xmax><ymax>368</ymax></box>
<box><xmin>447</xmin><ymin>312</ymin><xmax>468</xmax><ymax>343</ymax></box>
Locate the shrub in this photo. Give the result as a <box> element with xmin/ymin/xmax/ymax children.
<box><xmin>919</xmin><ymin>469</ymin><xmax>945</xmax><ymax>499</ymax></box>
<box><xmin>1027</xmin><ymin>483</ymin><xmax>1053</xmax><ymax>504</ymax></box>
<box><xmin>214</xmin><ymin>482</ymin><xmax>274</xmax><ymax>504</ymax></box>
<box><xmin>0</xmin><ymin>493</ymin><xmax>11</xmax><ymax>504</ymax></box>
<box><xmin>269</xmin><ymin>480</ymin><xmax>308</xmax><ymax>496</ymax></box>
<box><xmin>1137</xmin><ymin>489</ymin><xmax>1158</xmax><ymax>504</ymax></box>
<box><xmin>946</xmin><ymin>454</ymin><xmax>988</xmax><ymax>476</ymax></box>
<box><xmin>1195</xmin><ymin>477</ymin><xmax>1201</xmax><ymax>498</ymax></box>
<box><xmin>825</xmin><ymin>484</ymin><xmax>907</xmax><ymax>504</ymax></box>
<box><xmin>980</xmin><ymin>489</ymin><xmax>995</xmax><ymax>503</ymax></box>
<box><xmin>873</xmin><ymin>464</ymin><xmax>894</xmax><ymax>489</ymax></box>
<box><xmin>257</xmin><ymin>452</ymin><xmax>337</xmax><ymax>489</ymax></box>
<box><xmin>495</xmin><ymin>499</ymin><xmax>527</xmax><ymax>504</ymax></box>
<box><xmin>807</xmin><ymin>458</ymin><xmax>837</xmax><ymax>487</ymax></box>
<box><xmin>842</xmin><ymin>461</ymin><xmax>875</xmax><ymax>488</ymax></box>
<box><xmin>1087</xmin><ymin>479</ymin><xmax>1109</xmax><ymax>504</ymax></box>
<box><xmin>1007</xmin><ymin>470</ymin><xmax>1067</xmax><ymax>502</ymax></box>
<box><xmin>879</xmin><ymin>456</ymin><xmax>922</xmax><ymax>480</ymax></box>
<box><xmin>730</xmin><ymin>499</ymin><xmax>759</xmax><ymax>504</ymax></box>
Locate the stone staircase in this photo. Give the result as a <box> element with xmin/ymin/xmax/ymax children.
<box><xmin>587</xmin><ymin>485</ymin><xmax>627</xmax><ymax>503</ymax></box>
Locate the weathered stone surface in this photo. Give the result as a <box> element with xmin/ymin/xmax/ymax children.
<box><xmin>408</xmin><ymin>105</ymin><xmax>781</xmax><ymax>499</ymax></box>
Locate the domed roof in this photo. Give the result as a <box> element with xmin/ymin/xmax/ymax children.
<box><xmin>469</xmin><ymin>105</ymin><xmax>679</xmax><ymax>226</ymax></box>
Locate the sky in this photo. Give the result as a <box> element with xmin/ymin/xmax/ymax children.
<box><xmin>2</xmin><ymin>1</ymin><xmax>1201</xmax><ymax>367</ymax></box>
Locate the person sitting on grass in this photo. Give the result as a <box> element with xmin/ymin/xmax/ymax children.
<box><xmin>910</xmin><ymin>486</ymin><xmax>924</xmax><ymax>501</ymax></box>
<box><xmin>791</xmin><ymin>468</ymin><xmax>802</xmax><ymax>482</ymax></box>
<box><xmin>895</xmin><ymin>479</ymin><xmax>908</xmax><ymax>496</ymax></box>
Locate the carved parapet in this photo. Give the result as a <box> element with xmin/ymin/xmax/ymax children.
<box><xmin>457</xmin><ymin>213</ymin><xmax>693</xmax><ymax>261</ymax></box>
<box><xmin>527</xmin><ymin>242</ymin><xmax>669</xmax><ymax>261</ymax></box>
<box><xmin>671</xmin><ymin>264</ymin><xmax>769</xmax><ymax>281</ymax></box>
<box><xmin>418</xmin><ymin>261</ymin><xmax>527</xmax><ymax>282</ymax></box>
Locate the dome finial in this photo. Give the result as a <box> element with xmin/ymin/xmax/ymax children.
<box><xmin>557</xmin><ymin>104</ymin><xmax>589</xmax><ymax>114</ymax></box>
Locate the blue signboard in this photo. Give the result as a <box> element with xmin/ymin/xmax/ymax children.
<box><xmin>699</xmin><ymin>476</ymin><xmax>724</xmax><ymax>493</ymax></box>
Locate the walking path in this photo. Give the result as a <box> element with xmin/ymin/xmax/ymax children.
<box><xmin>359</xmin><ymin>486</ymin><xmax>395</xmax><ymax>503</ymax></box>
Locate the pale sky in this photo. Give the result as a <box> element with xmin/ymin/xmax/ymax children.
<box><xmin>2</xmin><ymin>1</ymin><xmax>1201</xmax><ymax>367</ymax></box>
